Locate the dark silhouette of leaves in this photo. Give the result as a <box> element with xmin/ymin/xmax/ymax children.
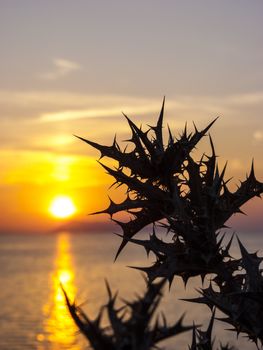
<box><xmin>69</xmin><ymin>99</ymin><xmax>263</xmax><ymax>349</ymax></box>
<box><xmin>62</xmin><ymin>278</ymin><xmax>191</xmax><ymax>350</ymax></box>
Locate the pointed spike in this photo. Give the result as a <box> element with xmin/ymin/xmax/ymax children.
<box><xmin>182</xmin><ymin>275</ymin><xmax>190</xmax><ymax>288</ymax></box>
<box><xmin>104</xmin><ymin>279</ymin><xmax>112</xmax><ymax>299</ymax></box>
<box><xmin>168</xmin><ymin>275</ymin><xmax>174</xmax><ymax>290</ymax></box>
<box><xmin>235</xmin><ymin>207</ymin><xmax>247</xmax><ymax>215</ymax></box>
<box><xmin>217</xmin><ymin>232</ymin><xmax>225</xmax><ymax>248</ymax></box>
<box><xmin>202</xmin><ymin>117</ymin><xmax>219</xmax><ymax>135</ymax></box>
<box><xmin>123</xmin><ymin>112</ymin><xmax>155</xmax><ymax>156</ymax></box>
<box><xmin>190</xmin><ymin>323</ymin><xmax>197</xmax><ymax>349</ymax></box>
<box><xmin>114</xmin><ymin>239</ymin><xmax>128</xmax><ymax>261</ymax></box>
<box><xmin>209</xmin><ymin>134</ymin><xmax>216</xmax><ymax>156</ymax></box>
<box><xmin>215</xmin><ymin>164</ymin><xmax>220</xmax><ymax>178</ymax></box>
<box><xmin>97</xmin><ymin>160</ymin><xmax>115</xmax><ymax>175</ymax></box>
<box><xmin>237</xmin><ymin>236</ymin><xmax>249</xmax><ymax>258</ymax></box>
<box><xmin>127</xmin><ymin>264</ymin><xmax>151</xmax><ymax>273</ymax></box>
<box><xmin>89</xmin><ymin>208</ymin><xmax>108</xmax><ymax>216</ymax></box>
<box><xmin>156</xmin><ymin>96</ymin><xmax>165</xmax><ymax>139</ymax></box>
<box><xmin>122</xmin><ymin>111</ymin><xmax>132</xmax><ymax>124</ymax></box>
<box><xmin>112</xmin><ymin>134</ymin><xmax>117</xmax><ymax>147</ymax></box>
<box><xmin>225</xmin><ymin>233</ymin><xmax>234</xmax><ymax>253</ymax></box>
<box><xmin>192</xmin><ymin>121</ymin><xmax>198</xmax><ymax>134</ymax></box>
<box><xmin>221</xmin><ymin>224</ymin><xmax>231</xmax><ymax>229</ymax></box>
<box><xmin>94</xmin><ymin>307</ymin><xmax>104</xmax><ymax>327</ymax></box>
<box><xmin>183</xmin><ymin>122</ymin><xmax>188</xmax><ymax>137</ymax></box>
<box><xmin>167</xmin><ymin>123</ymin><xmax>174</xmax><ymax>145</ymax></box>
<box><xmin>248</xmin><ymin>158</ymin><xmax>256</xmax><ymax>180</ymax></box>
<box><xmin>145</xmin><ymin>246</ymin><xmax>150</xmax><ymax>257</ymax></box>
<box><xmin>207</xmin><ymin>308</ymin><xmax>215</xmax><ymax>339</ymax></box>
<box><xmin>200</xmin><ymin>274</ymin><xmax>206</xmax><ymax>286</ymax></box>
<box><xmin>220</xmin><ymin>161</ymin><xmax>228</xmax><ymax>181</ymax></box>
<box><xmin>152</xmin><ymin>225</ymin><xmax>157</xmax><ymax>237</ymax></box>
<box><xmin>74</xmin><ymin>135</ymin><xmax>105</xmax><ymax>156</ymax></box>
<box><xmin>111</xmin><ymin>218</ymin><xmax>126</xmax><ymax>229</ymax></box>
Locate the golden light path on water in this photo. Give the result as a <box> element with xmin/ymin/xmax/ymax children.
<box><xmin>37</xmin><ymin>233</ymin><xmax>81</xmax><ymax>350</ymax></box>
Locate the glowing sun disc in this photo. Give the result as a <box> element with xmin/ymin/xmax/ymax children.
<box><xmin>49</xmin><ymin>196</ymin><xmax>76</xmax><ymax>218</ymax></box>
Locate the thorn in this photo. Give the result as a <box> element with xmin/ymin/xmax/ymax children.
<box><xmin>236</xmin><ymin>236</ymin><xmax>250</xmax><ymax>260</ymax></box>
<box><xmin>168</xmin><ymin>275</ymin><xmax>174</xmax><ymax>290</ymax></box>
<box><xmin>104</xmin><ymin>279</ymin><xmax>112</xmax><ymax>299</ymax></box>
<box><xmin>114</xmin><ymin>239</ymin><xmax>128</xmax><ymax>261</ymax></box>
<box><xmin>207</xmin><ymin>308</ymin><xmax>215</xmax><ymax>338</ymax></box>
<box><xmin>225</xmin><ymin>233</ymin><xmax>234</xmax><ymax>253</ymax></box>
<box><xmin>209</xmin><ymin>134</ymin><xmax>216</xmax><ymax>157</ymax></box>
<box><xmin>192</xmin><ymin>121</ymin><xmax>198</xmax><ymax>133</ymax></box>
<box><xmin>248</xmin><ymin>158</ymin><xmax>256</xmax><ymax>180</ymax></box>
<box><xmin>203</xmin><ymin>117</ymin><xmax>219</xmax><ymax>134</ymax></box>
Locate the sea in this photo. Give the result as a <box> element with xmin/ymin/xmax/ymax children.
<box><xmin>0</xmin><ymin>231</ymin><xmax>262</xmax><ymax>350</ymax></box>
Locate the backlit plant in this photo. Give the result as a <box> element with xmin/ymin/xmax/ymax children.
<box><xmin>65</xmin><ymin>99</ymin><xmax>263</xmax><ymax>349</ymax></box>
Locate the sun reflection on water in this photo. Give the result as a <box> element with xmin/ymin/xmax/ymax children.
<box><xmin>37</xmin><ymin>233</ymin><xmax>81</xmax><ymax>350</ymax></box>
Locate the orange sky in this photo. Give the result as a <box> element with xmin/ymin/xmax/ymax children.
<box><xmin>0</xmin><ymin>1</ymin><xmax>263</xmax><ymax>234</ymax></box>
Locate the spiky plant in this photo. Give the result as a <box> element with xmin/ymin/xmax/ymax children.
<box><xmin>189</xmin><ymin>311</ymin><xmax>236</xmax><ymax>350</ymax></box>
<box><xmin>62</xmin><ymin>278</ymin><xmax>191</xmax><ymax>350</ymax></box>
<box><xmin>67</xmin><ymin>98</ymin><xmax>263</xmax><ymax>349</ymax></box>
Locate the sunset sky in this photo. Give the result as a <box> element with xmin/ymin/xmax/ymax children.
<box><xmin>1</xmin><ymin>0</ymin><xmax>263</xmax><ymax>233</ymax></box>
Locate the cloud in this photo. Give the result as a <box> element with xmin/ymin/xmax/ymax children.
<box><xmin>40</xmin><ymin>58</ymin><xmax>81</xmax><ymax>80</ymax></box>
<box><xmin>1</xmin><ymin>89</ymin><xmax>263</xmax><ymax>125</ymax></box>
<box><xmin>0</xmin><ymin>90</ymin><xmax>185</xmax><ymax>123</ymax></box>
<box><xmin>227</xmin><ymin>92</ymin><xmax>263</xmax><ymax>106</ymax></box>
<box><xmin>38</xmin><ymin>103</ymin><xmax>179</xmax><ymax>122</ymax></box>
<box><xmin>37</xmin><ymin>91</ymin><xmax>263</xmax><ymax>123</ymax></box>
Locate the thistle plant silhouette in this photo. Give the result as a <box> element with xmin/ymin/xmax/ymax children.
<box><xmin>65</xmin><ymin>98</ymin><xmax>263</xmax><ymax>349</ymax></box>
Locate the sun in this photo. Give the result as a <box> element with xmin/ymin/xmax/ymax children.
<box><xmin>49</xmin><ymin>196</ymin><xmax>76</xmax><ymax>219</ymax></box>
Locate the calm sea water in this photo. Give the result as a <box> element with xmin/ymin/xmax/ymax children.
<box><xmin>0</xmin><ymin>231</ymin><xmax>262</xmax><ymax>350</ymax></box>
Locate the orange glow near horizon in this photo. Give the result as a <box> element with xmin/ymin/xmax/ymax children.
<box><xmin>0</xmin><ymin>147</ymin><xmax>114</xmax><ymax>232</ymax></box>
<box><xmin>49</xmin><ymin>196</ymin><xmax>76</xmax><ymax>219</ymax></box>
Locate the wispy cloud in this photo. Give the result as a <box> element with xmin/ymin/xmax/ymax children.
<box><xmin>1</xmin><ymin>90</ymin><xmax>263</xmax><ymax>124</ymax></box>
<box><xmin>37</xmin><ymin>91</ymin><xmax>263</xmax><ymax>123</ymax></box>
<box><xmin>38</xmin><ymin>102</ymin><xmax>180</xmax><ymax>122</ymax></box>
<box><xmin>39</xmin><ymin>58</ymin><xmax>81</xmax><ymax>80</ymax></box>
<box><xmin>228</xmin><ymin>92</ymin><xmax>263</xmax><ymax>105</ymax></box>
